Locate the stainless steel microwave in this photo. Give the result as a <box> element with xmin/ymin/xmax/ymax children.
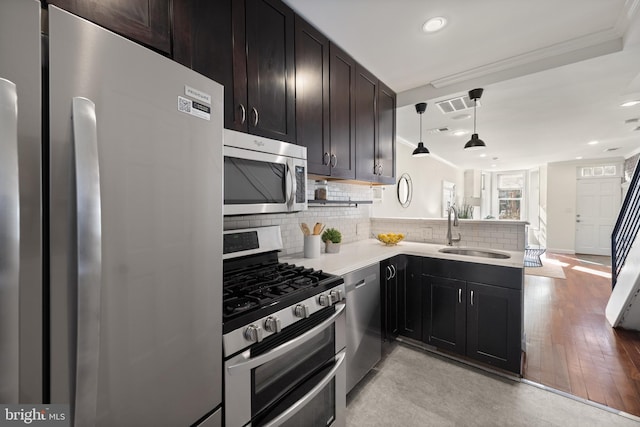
<box><xmin>223</xmin><ymin>130</ymin><xmax>307</xmax><ymax>215</ymax></box>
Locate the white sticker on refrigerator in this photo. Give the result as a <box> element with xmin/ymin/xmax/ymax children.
<box><xmin>184</xmin><ymin>85</ymin><xmax>211</xmax><ymax>105</ymax></box>
<box><xmin>177</xmin><ymin>96</ymin><xmax>211</xmax><ymax>121</ymax></box>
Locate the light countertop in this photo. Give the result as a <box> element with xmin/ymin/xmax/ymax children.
<box><xmin>281</xmin><ymin>239</ymin><xmax>525</xmax><ymax>276</ymax></box>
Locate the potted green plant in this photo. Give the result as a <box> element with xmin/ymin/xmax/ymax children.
<box><xmin>321</xmin><ymin>228</ymin><xmax>342</xmax><ymax>254</ymax></box>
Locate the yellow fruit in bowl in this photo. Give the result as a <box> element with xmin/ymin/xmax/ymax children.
<box><xmin>377</xmin><ymin>232</ymin><xmax>404</xmax><ymax>245</ymax></box>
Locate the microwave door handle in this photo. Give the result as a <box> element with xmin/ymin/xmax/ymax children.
<box><xmin>286</xmin><ymin>159</ymin><xmax>296</xmax><ymax>208</ymax></box>
<box><xmin>0</xmin><ymin>78</ymin><xmax>20</xmax><ymax>402</ymax></box>
<box><xmin>263</xmin><ymin>350</ymin><xmax>346</xmax><ymax>427</ymax></box>
<box><xmin>227</xmin><ymin>303</ymin><xmax>346</xmax><ymax>374</ymax></box>
<box><xmin>72</xmin><ymin>97</ymin><xmax>103</xmax><ymax>427</ymax></box>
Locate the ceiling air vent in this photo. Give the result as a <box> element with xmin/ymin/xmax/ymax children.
<box><xmin>427</xmin><ymin>126</ymin><xmax>450</xmax><ymax>134</ymax></box>
<box><xmin>436</xmin><ymin>95</ymin><xmax>479</xmax><ymax>114</ymax></box>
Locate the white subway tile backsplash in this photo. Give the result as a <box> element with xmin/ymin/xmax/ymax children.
<box><xmin>225</xmin><ymin>180</ymin><xmax>373</xmax><ymax>255</ymax></box>
<box><xmin>371</xmin><ymin>218</ymin><xmax>526</xmax><ymax>251</ymax></box>
<box><xmin>224</xmin><ymin>181</ymin><xmax>525</xmax><ymax>254</ymax></box>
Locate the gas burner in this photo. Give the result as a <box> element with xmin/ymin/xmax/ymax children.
<box><xmin>224</xmin><ymin>296</ymin><xmax>260</xmax><ymax>315</ymax></box>
<box><xmin>222</xmin><ymin>257</ymin><xmax>342</xmax><ymax>332</ymax></box>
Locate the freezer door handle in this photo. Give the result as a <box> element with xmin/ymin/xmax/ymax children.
<box><xmin>72</xmin><ymin>97</ymin><xmax>103</xmax><ymax>427</ymax></box>
<box><xmin>0</xmin><ymin>78</ymin><xmax>20</xmax><ymax>403</ymax></box>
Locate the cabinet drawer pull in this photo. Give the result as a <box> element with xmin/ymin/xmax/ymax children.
<box><xmin>239</xmin><ymin>104</ymin><xmax>246</xmax><ymax>125</ymax></box>
<box><xmin>252</xmin><ymin>107</ymin><xmax>259</xmax><ymax>126</ymax></box>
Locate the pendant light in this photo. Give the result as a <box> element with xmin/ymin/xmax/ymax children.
<box><xmin>412</xmin><ymin>102</ymin><xmax>430</xmax><ymax>157</ymax></box>
<box><xmin>464</xmin><ymin>88</ymin><xmax>487</xmax><ymax>150</ymax></box>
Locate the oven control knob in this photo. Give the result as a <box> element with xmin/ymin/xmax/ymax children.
<box><xmin>330</xmin><ymin>289</ymin><xmax>344</xmax><ymax>302</ymax></box>
<box><xmin>294</xmin><ymin>304</ymin><xmax>310</xmax><ymax>318</ymax></box>
<box><xmin>264</xmin><ymin>316</ymin><xmax>282</xmax><ymax>333</ymax></box>
<box><xmin>318</xmin><ymin>294</ymin><xmax>333</xmax><ymax>307</ymax></box>
<box><xmin>244</xmin><ymin>325</ymin><xmax>264</xmax><ymax>343</ymax></box>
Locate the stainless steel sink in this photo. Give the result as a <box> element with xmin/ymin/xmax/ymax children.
<box><xmin>438</xmin><ymin>247</ymin><xmax>511</xmax><ymax>259</ymax></box>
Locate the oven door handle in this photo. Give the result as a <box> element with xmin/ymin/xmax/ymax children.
<box><xmin>263</xmin><ymin>350</ymin><xmax>346</xmax><ymax>427</ymax></box>
<box><xmin>227</xmin><ymin>303</ymin><xmax>345</xmax><ymax>374</ymax></box>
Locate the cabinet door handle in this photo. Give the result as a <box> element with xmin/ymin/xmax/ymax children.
<box><xmin>323</xmin><ymin>152</ymin><xmax>330</xmax><ymax>165</ymax></box>
<box><xmin>470</xmin><ymin>290</ymin><xmax>474</xmax><ymax>306</ymax></box>
<box><xmin>378</xmin><ymin>163</ymin><xmax>383</xmax><ymax>176</ymax></box>
<box><xmin>458</xmin><ymin>288</ymin><xmax>462</xmax><ymax>304</ymax></box>
<box><xmin>386</xmin><ymin>265</ymin><xmax>392</xmax><ymax>281</ymax></box>
<box><xmin>239</xmin><ymin>104</ymin><xmax>246</xmax><ymax>125</ymax></box>
<box><xmin>373</xmin><ymin>164</ymin><xmax>378</xmax><ymax>175</ymax></box>
<box><xmin>251</xmin><ymin>107</ymin><xmax>259</xmax><ymax>126</ymax></box>
<box><xmin>390</xmin><ymin>264</ymin><xmax>396</xmax><ymax>279</ymax></box>
<box><xmin>330</xmin><ymin>154</ymin><xmax>337</xmax><ymax>168</ymax></box>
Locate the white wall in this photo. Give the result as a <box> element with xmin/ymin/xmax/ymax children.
<box><xmin>546</xmin><ymin>162</ymin><xmax>577</xmax><ymax>253</ymax></box>
<box><xmin>372</xmin><ymin>141</ymin><xmax>464</xmax><ymax>218</ymax></box>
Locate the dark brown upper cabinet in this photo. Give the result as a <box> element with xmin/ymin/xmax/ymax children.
<box><xmin>354</xmin><ymin>64</ymin><xmax>396</xmax><ymax>184</ymax></box>
<box><xmin>355</xmin><ymin>64</ymin><xmax>378</xmax><ymax>182</ymax></box>
<box><xmin>231</xmin><ymin>0</ymin><xmax>296</xmax><ymax>143</ymax></box>
<box><xmin>295</xmin><ymin>16</ymin><xmax>330</xmax><ymax>175</ymax></box>
<box><xmin>326</xmin><ymin>43</ymin><xmax>357</xmax><ymax>179</ymax></box>
<box><xmin>187</xmin><ymin>0</ymin><xmax>235</xmax><ymax>127</ymax></box>
<box><xmin>47</xmin><ymin>0</ymin><xmax>171</xmax><ymax>54</ymax></box>
<box><xmin>377</xmin><ymin>80</ymin><xmax>396</xmax><ymax>184</ymax></box>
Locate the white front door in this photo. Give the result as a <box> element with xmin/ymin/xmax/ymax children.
<box><xmin>575</xmin><ymin>177</ymin><xmax>621</xmax><ymax>255</ymax></box>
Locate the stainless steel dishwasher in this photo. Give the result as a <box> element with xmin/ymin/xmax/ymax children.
<box><xmin>345</xmin><ymin>263</ymin><xmax>381</xmax><ymax>393</ymax></box>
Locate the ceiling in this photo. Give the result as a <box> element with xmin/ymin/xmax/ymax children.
<box><xmin>283</xmin><ymin>0</ymin><xmax>640</xmax><ymax>171</ymax></box>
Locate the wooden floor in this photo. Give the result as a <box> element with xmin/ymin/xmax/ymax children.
<box><xmin>523</xmin><ymin>253</ymin><xmax>640</xmax><ymax>416</ymax></box>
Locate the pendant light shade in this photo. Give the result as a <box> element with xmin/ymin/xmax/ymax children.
<box><xmin>464</xmin><ymin>88</ymin><xmax>487</xmax><ymax>150</ymax></box>
<box><xmin>412</xmin><ymin>102</ymin><xmax>430</xmax><ymax>157</ymax></box>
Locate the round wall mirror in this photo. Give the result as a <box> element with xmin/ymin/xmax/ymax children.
<box><xmin>397</xmin><ymin>173</ymin><xmax>412</xmax><ymax>208</ymax></box>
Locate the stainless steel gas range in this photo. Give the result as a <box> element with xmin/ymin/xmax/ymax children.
<box><xmin>222</xmin><ymin>226</ymin><xmax>346</xmax><ymax>427</ymax></box>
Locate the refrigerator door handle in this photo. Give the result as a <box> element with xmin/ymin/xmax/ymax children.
<box><xmin>0</xmin><ymin>77</ymin><xmax>20</xmax><ymax>403</ymax></box>
<box><xmin>72</xmin><ymin>97</ymin><xmax>103</xmax><ymax>427</ymax></box>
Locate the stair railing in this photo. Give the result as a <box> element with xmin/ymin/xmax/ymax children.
<box><xmin>612</xmin><ymin>160</ymin><xmax>640</xmax><ymax>288</ymax></box>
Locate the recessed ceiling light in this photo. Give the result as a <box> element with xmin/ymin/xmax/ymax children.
<box><xmin>452</xmin><ymin>130</ymin><xmax>469</xmax><ymax>136</ymax></box>
<box><xmin>422</xmin><ymin>17</ymin><xmax>448</xmax><ymax>33</ymax></box>
<box><xmin>587</xmin><ymin>140</ymin><xmax>599</xmax><ymax>145</ymax></box>
<box><xmin>575</xmin><ymin>156</ymin><xmax>583</xmax><ymax>160</ymax></box>
<box><xmin>620</xmin><ymin>100</ymin><xmax>640</xmax><ymax>107</ymax></box>
<box><xmin>479</xmin><ymin>153</ymin><xmax>487</xmax><ymax>158</ymax></box>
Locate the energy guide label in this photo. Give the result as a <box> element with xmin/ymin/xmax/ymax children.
<box><xmin>177</xmin><ymin>96</ymin><xmax>211</xmax><ymax>120</ymax></box>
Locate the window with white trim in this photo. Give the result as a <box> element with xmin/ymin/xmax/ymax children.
<box><xmin>497</xmin><ymin>173</ymin><xmax>524</xmax><ymax>220</ymax></box>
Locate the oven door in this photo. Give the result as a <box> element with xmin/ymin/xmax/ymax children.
<box><xmin>225</xmin><ymin>304</ymin><xmax>346</xmax><ymax>427</ymax></box>
<box><xmin>223</xmin><ymin>146</ymin><xmax>306</xmax><ymax>215</ymax></box>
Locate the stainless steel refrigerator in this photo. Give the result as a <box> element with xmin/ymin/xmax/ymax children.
<box><xmin>0</xmin><ymin>1</ymin><xmax>223</xmax><ymax>425</ymax></box>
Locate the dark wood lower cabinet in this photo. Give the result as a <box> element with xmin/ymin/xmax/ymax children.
<box><xmin>466</xmin><ymin>282</ymin><xmax>522</xmax><ymax>373</ymax></box>
<box><xmin>399</xmin><ymin>256</ymin><xmax>422</xmax><ymax>341</ymax></box>
<box><xmin>423</xmin><ymin>275</ymin><xmax>466</xmax><ymax>354</ymax></box>
<box><xmin>394</xmin><ymin>257</ymin><xmax>523</xmax><ymax>375</ymax></box>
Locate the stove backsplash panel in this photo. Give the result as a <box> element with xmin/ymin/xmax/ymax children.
<box><xmin>224</xmin><ymin>180</ymin><xmax>373</xmax><ymax>255</ymax></box>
